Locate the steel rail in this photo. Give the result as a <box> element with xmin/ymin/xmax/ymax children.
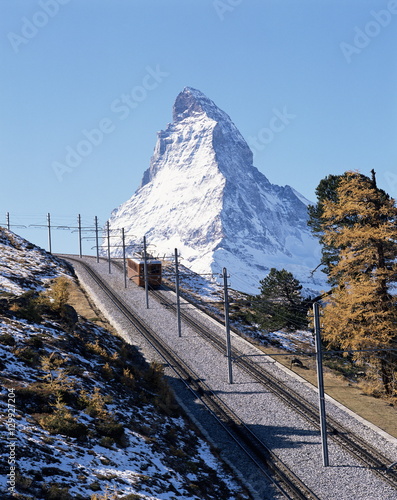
<box><xmin>108</xmin><ymin>256</ymin><xmax>397</xmax><ymax>485</ymax></box>
<box><xmin>63</xmin><ymin>256</ymin><xmax>320</xmax><ymax>500</ymax></box>
<box><xmin>148</xmin><ymin>286</ymin><xmax>397</xmax><ymax>490</ymax></box>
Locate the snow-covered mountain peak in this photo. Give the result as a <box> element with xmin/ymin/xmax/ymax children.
<box><xmin>106</xmin><ymin>88</ymin><xmax>324</xmax><ymax>294</ymax></box>
<box><xmin>172</xmin><ymin>86</ymin><xmax>238</xmax><ymax>130</ymax></box>
<box><xmin>172</xmin><ymin>86</ymin><xmax>212</xmax><ymax>122</ymax></box>
<box><xmin>141</xmin><ymin>86</ymin><xmax>252</xmax><ymax>188</ymax></box>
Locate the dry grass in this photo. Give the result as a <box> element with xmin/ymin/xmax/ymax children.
<box><xmin>257</xmin><ymin>343</ymin><xmax>397</xmax><ymax>438</ymax></box>
<box><xmin>66</xmin><ymin>279</ymin><xmax>116</xmax><ymax>333</ymax></box>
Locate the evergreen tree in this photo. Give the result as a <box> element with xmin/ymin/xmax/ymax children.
<box><xmin>307</xmin><ymin>174</ymin><xmax>342</xmax><ymax>279</ymax></box>
<box><xmin>251</xmin><ymin>268</ymin><xmax>307</xmax><ymax>332</ymax></box>
<box><xmin>308</xmin><ymin>171</ymin><xmax>391</xmax><ymax>283</ymax></box>
<box><xmin>319</xmin><ymin>171</ymin><xmax>397</xmax><ymax>395</ymax></box>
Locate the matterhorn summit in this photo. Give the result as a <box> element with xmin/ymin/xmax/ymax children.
<box><xmin>105</xmin><ymin>87</ymin><xmax>322</xmax><ymax>294</ymax></box>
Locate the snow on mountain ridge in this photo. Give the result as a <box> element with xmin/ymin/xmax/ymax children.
<box><xmin>105</xmin><ymin>87</ymin><xmax>324</xmax><ymax>294</ymax></box>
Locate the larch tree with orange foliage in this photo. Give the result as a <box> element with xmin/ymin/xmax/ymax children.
<box><xmin>318</xmin><ymin>170</ymin><xmax>397</xmax><ymax>396</ymax></box>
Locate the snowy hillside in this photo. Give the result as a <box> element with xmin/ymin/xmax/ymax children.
<box><xmin>105</xmin><ymin>87</ymin><xmax>324</xmax><ymax>294</ymax></box>
<box><xmin>0</xmin><ymin>229</ymin><xmax>72</xmax><ymax>295</ymax></box>
<box><xmin>0</xmin><ymin>228</ymin><xmax>250</xmax><ymax>500</ymax></box>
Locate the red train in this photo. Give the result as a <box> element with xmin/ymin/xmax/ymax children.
<box><xmin>127</xmin><ymin>257</ymin><xmax>162</xmax><ymax>288</ymax></box>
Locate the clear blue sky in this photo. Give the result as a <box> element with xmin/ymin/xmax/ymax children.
<box><xmin>1</xmin><ymin>0</ymin><xmax>396</xmax><ymax>254</ymax></box>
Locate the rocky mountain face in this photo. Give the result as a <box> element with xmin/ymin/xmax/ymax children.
<box><xmin>106</xmin><ymin>87</ymin><xmax>323</xmax><ymax>294</ymax></box>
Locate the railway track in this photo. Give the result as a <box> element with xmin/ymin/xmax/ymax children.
<box><xmin>63</xmin><ymin>255</ymin><xmax>321</xmax><ymax>500</ymax></box>
<box><xmin>147</xmin><ymin>286</ymin><xmax>397</xmax><ymax>490</ymax></box>
<box><xmin>102</xmin><ymin>255</ymin><xmax>397</xmax><ymax>489</ymax></box>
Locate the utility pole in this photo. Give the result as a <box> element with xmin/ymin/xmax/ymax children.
<box><xmin>6</xmin><ymin>212</ymin><xmax>10</xmax><ymax>231</ymax></box>
<box><xmin>94</xmin><ymin>216</ymin><xmax>99</xmax><ymax>263</ymax></box>
<box><xmin>122</xmin><ymin>228</ymin><xmax>127</xmax><ymax>289</ymax></box>
<box><xmin>223</xmin><ymin>267</ymin><xmax>233</xmax><ymax>384</ymax></box>
<box><xmin>175</xmin><ymin>248</ymin><xmax>182</xmax><ymax>337</ymax></box>
<box><xmin>143</xmin><ymin>235</ymin><xmax>149</xmax><ymax>309</ymax></box>
<box><xmin>47</xmin><ymin>213</ymin><xmax>52</xmax><ymax>254</ymax></box>
<box><xmin>78</xmin><ymin>214</ymin><xmax>82</xmax><ymax>258</ymax></box>
<box><xmin>313</xmin><ymin>302</ymin><xmax>329</xmax><ymax>467</ymax></box>
<box><xmin>107</xmin><ymin>221</ymin><xmax>111</xmax><ymax>274</ymax></box>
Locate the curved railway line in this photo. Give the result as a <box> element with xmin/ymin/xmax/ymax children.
<box><xmin>63</xmin><ymin>256</ymin><xmax>320</xmax><ymax>500</ymax></box>
<box><xmin>148</xmin><ymin>288</ymin><xmax>397</xmax><ymax>486</ymax></box>
<box><xmin>63</xmin><ymin>255</ymin><xmax>397</xmax><ymax>498</ymax></box>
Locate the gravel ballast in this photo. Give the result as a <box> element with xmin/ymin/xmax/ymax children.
<box><xmin>66</xmin><ymin>256</ymin><xmax>397</xmax><ymax>500</ymax></box>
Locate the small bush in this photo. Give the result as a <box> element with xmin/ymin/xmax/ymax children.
<box><xmin>38</xmin><ymin>396</ymin><xmax>87</xmax><ymax>438</ymax></box>
<box><xmin>91</xmin><ymin>487</ymin><xmax>127</xmax><ymax>500</ymax></box>
<box><xmin>155</xmin><ymin>386</ymin><xmax>179</xmax><ymax>417</ymax></box>
<box><xmin>39</xmin><ymin>411</ymin><xmax>87</xmax><ymax>438</ymax></box>
<box><xmin>10</xmin><ymin>291</ymin><xmax>43</xmax><ymax>323</ymax></box>
<box><xmin>120</xmin><ymin>368</ymin><xmax>136</xmax><ymax>389</ymax></box>
<box><xmin>143</xmin><ymin>361</ymin><xmax>165</xmax><ymax>388</ymax></box>
<box><xmin>99</xmin><ymin>436</ymin><xmax>115</xmax><ymax>449</ymax></box>
<box><xmin>101</xmin><ymin>362</ymin><xmax>114</xmax><ymax>380</ymax></box>
<box><xmin>359</xmin><ymin>377</ymin><xmax>385</xmax><ymax>398</ymax></box>
<box><xmin>15</xmin><ymin>383</ymin><xmax>53</xmax><ymax>414</ymax></box>
<box><xmin>65</xmin><ymin>364</ymin><xmax>84</xmax><ymax>376</ymax></box>
<box><xmin>89</xmin><ymin>482</ymin><xmax>101</xmax><ymax>492</ymax></box>
<box><xmin>89</xmin><ymin>316</ymin><xmax>102</xmax><ymax>323</ymax></box>
<box><xmin>80</xmin><ymin>387</ymin><xmax>110</xmax><ymax>419</ymax></box>
<box><xmin>86</xmin><ymin>339</ymin><xmax>109</xmax><ymax>358</ymax></box>
<box><xmin>46</xmin><ymin>276</ymin><xmax>70</xmax><ymax>311</ymax></box>
<box><xmin>0</xmin><ymin>333</ymin><xmax>16</xmax><ymax>346</ymax></box>
<box><xmin>42</xmin><ymin>483</ymin><xmax>72</xmax><ymax>500</ymax></box>
<box><xmin>41</xmin><ymin>467</ymin><xmax>72</xmax><ymax>478</ymax></box>
<box><xmin>96</xmin><ymin>418</ymin><xmax>125</xmax><ymax>440</ymax></box>
<box><xmin>170</xmin><ymin>446</ymin><xmax>186</xmax><ymax>458</ymax></box>
<box><xmin>15</xmin><ymin>470</ymin><xmax>33</xmax><ymax>490</ymax></box>
<box><xmin>40</xmin><ymin>352</ymin><xmax>72</xmax><ymax>392</ymax></box>
<box><xmin>26</xmin><ymin>336</ymin><xmax>44</xmax><ymax>348</ymax></box>
<box><xmin>13</xmin><ymin>346</ymin><xmax>40</xmax><ymax>366</ymax></box>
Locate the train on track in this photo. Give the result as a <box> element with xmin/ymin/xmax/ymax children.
<box><xmin>127</xmin><ymin>256</ymin><xmax>162</xmax><ymax>288</ymax></box>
